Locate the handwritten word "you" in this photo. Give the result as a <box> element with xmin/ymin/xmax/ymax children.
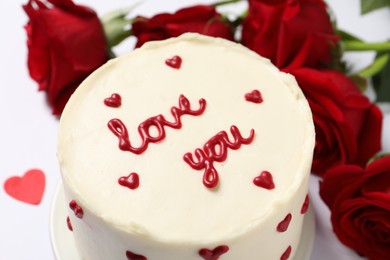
<box><xmin>183</xmin><ymin>126</ymin><xmax>255</xmax><ymax>188</ymax></box>
<box><xmin>108</xmin><ymin>95</ymin><xmax>206</xmax><ymax>154</ymax></box>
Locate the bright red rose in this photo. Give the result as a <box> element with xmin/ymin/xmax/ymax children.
<box><xmin>23</xmin><ymin>0</ymin><xmax>109</xmax><ymax>115</ymax></box>
<box><xmin>242</xmin><ymin>0</ymin><xmax>339</xmax><ymax>70</ymax></box>
<box><xmin>132</xmin><ymin>5</ymin><xmax>234</xmax><ymax>48</ymax></box>
<box><xmin>289</xmin><ymin>68</ymin><xmax>382</xmax><ymax>175</ymax></box>
<box><xmin>320</xmin><ymin>156</ymin><xmax>390</xmax><ymax>260</ymax></box>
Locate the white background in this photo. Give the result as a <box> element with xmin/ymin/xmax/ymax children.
<box><xmin>0</xmin><ymin>0</ymin><xmax>389</xmax><ymax>259</ymax></box>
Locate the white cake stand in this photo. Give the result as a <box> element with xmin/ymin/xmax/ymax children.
<box><xmin>50</xmin><ymin>183</ymin><xmax>315</xmax><ymax>260</ymax></box>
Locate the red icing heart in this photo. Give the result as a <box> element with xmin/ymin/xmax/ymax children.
<box><xmin>66</xmin><ymin>216</ymin><xmax>73</xmax><ymax>231</ymax></box>
<box><xmin>118</xmin><ymin>173</ymin><xmax>140</xmax><ymax>190</ymax></box>
<box><xmin>104</xmin><ymin>93</ymin><xmax>122</xmax><ymax>107</ymax></box>
<box><xmin>301</xmin><ymin>194</ymin><xmax>310</xmax><ymax>214</ymax></box>
<box><xmin>165</xmin><ymin>55</ymin><xmax>182</xmax><ymax>69</ymax></box>
<box><xmin>281</xmin><ymin>245</ymin><xmax>292</xmax><ymax>260</ymax></box>
<box><xmin>199</xmin><ymin>245</ymin><xmax>229</xmax><ymax>260</ymax></box>
<box><xmin>277</xmin><ymin>213</ymin><xmax>292</xmax><ymax>232</ymax></box>
<box><xmin>126</xmin><ymin>250</ymin><xmax>147</xmax><ymax>260</ymax></box>
<box><xmin>3</xmin><ymin>169</ymin><xmax>45</xmax><ymax>205</ymax></box>
<box><xmin>253</xmin><ymin>171</ymin><xmax>275</xmax><ymax>190</ymax></box>
<box><xmin>245</xmin><ymin>89</ymin><xmax>263</xmax><ymax>104</ymax></box>
<box><xmin>69</xmin><ymin>200</ymin><xmax>84</xmax><ymax>218</ymax></box>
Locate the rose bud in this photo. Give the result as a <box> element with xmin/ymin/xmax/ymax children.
<box><xmin>23</xmin><ymin>0</ymin><xmax>109</xmax><ymax>115</ymax></box>
<box><xmin>132</xmin><ymin>5</ymin><xmax>235</xmax><ymax>48</ymax></box>
<box><xmin>320</xmin><ymin>156</ymin><xmax>390</xmax><ymax>260</ymax></box>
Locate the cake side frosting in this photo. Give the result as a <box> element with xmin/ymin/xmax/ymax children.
<box><xmin>58</xmin><ymin>33</ymin><xmax>315</xmax><ymax>260</ymax></box>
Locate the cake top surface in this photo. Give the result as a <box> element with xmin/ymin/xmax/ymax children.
<box><xmin>58</xmin><ymin>33</ymin><xmax>314</xmax><ymax>244</ymax></box>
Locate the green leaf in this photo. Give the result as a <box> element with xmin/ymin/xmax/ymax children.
<box><xmin>358</xmin><ymin>53</ymin><xmax>389</xmax><ymax>78</ymax></box>
<box><xmin>101</xmin><ymin>3</ymin><xmax>141</xmax><ymax>48</ymax></box>
<box><xmin>337</xmin><ymin>29</ymin><xmax>362</xmax><ymax>42</ymax></box>
<box><xmin>372</xmin><ymin>52</ymin><xmax>390</xmax><ymax>102</ymax></box>
<box><xmin>361</xmin><ymin>0</ymin><xmax>390</xmax><ymax>15</ymax></box>
<box><xmin>343</xmin><ymin>40</ymin><xmax>390</xmax><ymax>52</ymax></box>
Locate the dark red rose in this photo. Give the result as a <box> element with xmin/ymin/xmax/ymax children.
<box><xmin>320</xmin><ymin>156</ymin><xmax>390</xmax><ymax>260</ymax></box>
<box><xmin>289</xmin><ymin>68</ymin><xmax>382</xmax><ymax>175</ymax></box>
<box><xmin>242</xmin><ymin>0</ymin><xmax>339</xmax><ymax>70</ymax></box>
<box><xmin>132</xmin><ymin>5</ymin><xmax>234</xmax><ymax>48</ymax></box>
<box><xmin>23</xmin><ymin>0</ymin><xmax>109</xmax><ymax>115</ymax></box>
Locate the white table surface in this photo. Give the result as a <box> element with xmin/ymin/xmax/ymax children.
<box><xmin>0</xmin><ymin>0</ymin><xmax>389</xmax><ymax>259</ymax></box>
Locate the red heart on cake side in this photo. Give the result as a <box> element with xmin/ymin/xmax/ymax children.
<box><xmin>281</xmin><ymin>245</ymin><xmax>292</xmax><ymax>260</ymax></box>
<box><xmin>245</xmin><ymin>89</ymin><xmax>263</xmax><ymax>104</ymax></box>
<box><xmin>253</xmin><ymin>171</ymin><xmax>275</xmax><ymax>190</ymax></box>
<box><xmin>199</xmin><ymin>245</ymin><xmax>229</xmax><ymax>260</ymax></box>
<box><xmin>66</xmin><ymin>216</ymin><xmax>73</xmax><ymax>231</ymax></box>
<box><xmin>3</xmin><ymin>169</ymin><xmax>45</xmax><ymax>205</ymax></box>
<box><xmin>69</xmin><ymin>200</ymin><xmax>84</xmax><ymax>218</ymax></box>
<box><xmin>126</xmin><ymin>250</ymin><xmax>147</xmax><ymax>260</ymax></box>
<box><xmin>118</xmin><ymin>173</ymin><xmax>140</xmax><ymax>190</ymax></box>
<box><xmin>165</xmin><ymin>55</ymin><xmax>182</xmax><ymax>69</ymax></box>
<box><xmin>104</xmin><ymin>93</ymin><xmax>122</xmax><ymax>108</ymax></box>
<box><xmin>301</xmin><ymin>194</ymin><xmax>310</xmax><ymax>214</ymax></box>
<box><xmin>277</xmin><ymin>213</ymin><xmax>292</xmax><ymax>232</ymax></box>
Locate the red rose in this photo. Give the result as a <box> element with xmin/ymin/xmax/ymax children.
<box><xmin>242</xmin><ymin>0</ymin><xmax>339</xmax><ymax>70</ymax></box>
<box><xmin>23</xmin><ymin>0</ymin><xmax>109</xmax><ymax>115</ymax></box>
<box><xmin>132</xmin><ymin>5</ymin><xmax>234</xmax><ymax>48</ymax></box>
<box><xmin>290</xmin><ymin>68</ymin><xmax>382</xmax><ymax>175</ymax></box>
<box><xmin>320</xmin><ymin>156</ymin><xmax>390</xmax><ymax>260</ymax></box>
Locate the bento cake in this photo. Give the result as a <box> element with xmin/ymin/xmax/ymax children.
<box><xmin>58</xmin><ymin>33</ymin><xmax>315</xmax><ymax>260</ymax></box>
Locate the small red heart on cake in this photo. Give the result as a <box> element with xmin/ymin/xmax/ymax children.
<box><xmin>3</xmin><ymin>169</ymin><xmax>45</xmax><ymax>205</ymax></box>
<box><xmin>66</xmin><ymin>216</ymin><xmax>73</xmax><ymax>231</ymax></box>
<box><xmin>104</xmin><ymin>93</ymin><xmax>122</xmax><ymax>108</ymax></box>
<box><xmin>126</xmin><ymin>250</ymin><xmax>147</xmax><ymax>260</ymax></box>
<box><xmin>118</xmin><ymin>173</ymin><xmax>140</xmax><ymax>190</ymax></box>
<box><xmin>277</xmin><ymin>213</ymin><xmax>292</xmax><ymax>232</ymax></box>
<box><xmin>69</xmin><ymin>200</ymin><xmax>84</xmax><ymax>218</ymax></box>
<box><xmin>281</xmin><ymin>245</ymin><xmax>292</xmax><ymax>260</ymax></box>
<box><xmin>245</xmin><ymin>89</ymin><xmax>263</xmax><ymax>104</ymax></box>
<box><xmin>165</xmin><ymin>55</ymin><xmax>182</xmax><ymax>69</ymax></box>
<box><xmin>301</xmin><ymin>194</ymin><xmax>310</xmax><ymax>214</ymax></box>
<box><xmin>253</xmin><ymin>171</ymin><xmax>275</xmax><ymax>190</ymax></box>
<box><xmin>199</xmin><ymin>245</ymin><xmax>229</xmax><ymax>260</ymax></box>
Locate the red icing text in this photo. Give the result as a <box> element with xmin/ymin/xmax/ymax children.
<box><xmin>184</xmin><ymin>126</ymin><xmax>255</xmax><ymax>189</ymax></box>
<box><xmin>108</xmin><ymin>95</ymin><xmax>206</xmax><ymax>154</ymax></box>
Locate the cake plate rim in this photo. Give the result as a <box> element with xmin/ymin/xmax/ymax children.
<box><xmin>50</xmin><ymin>182</ymin><xmax>315</xmax><ymax>260</ymax></box>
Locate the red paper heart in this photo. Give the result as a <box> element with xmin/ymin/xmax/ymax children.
<box><xmin>199</xmin><ymin>245</ymin><xmax>229</xmax><ymax>260</ymax></box>
<box><xmin>253</xmin><ymin>171</ymin><xmax>275</xmax><ymax>190</ymax></box>
<box><xmin>104</xmin><ymin>93</ymin><xmax>122</xmax><ymax>108</ymax></box>
<box><xmin>126</xmin><ymin>250</ymin><xmax>147</xmax><ymax>260</ymax></box>
<box><xmin>245</xmin><ymin>89</ymin><xmax>263</xmax><ymax>104</ymax></box>
<box><xmin>118</xmin><ymin>173</ymin><xmax>140</xmax><ymax>190</ymax></box>
<box><xmin>277</xmin><ymin>213</ymin><xmax>292</xmax><ymax>232</ymax></box>
<box><xmin>165</xmin><ymin>55</ymin><xmax>182</xmax><ymax>69</ymax></box>
<box><xmin>4</xmin><ymin>169</ymin><xmax>45</xmax><ymax>205</ymax></box>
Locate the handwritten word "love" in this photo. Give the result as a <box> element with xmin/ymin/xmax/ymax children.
<box><xmin>183</xmin><ymin>126</ymin><xmax>255</xmax><ymax>188</ymax></box>
<box><xmin>108</xmin><ymin>95</ymin><xmax>206</xmax><ymax>154</ymax></box>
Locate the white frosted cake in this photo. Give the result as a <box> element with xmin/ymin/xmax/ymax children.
<box><xmin>58</xmin><ymin>33</ymin><xmax>315</xmax><ymax>260</ymax></box>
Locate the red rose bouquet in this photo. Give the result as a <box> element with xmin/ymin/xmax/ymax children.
<box><xmin>23</xmin><ymin>0</ymin><xmax>390</xmax><ymax>259</ymax></box>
